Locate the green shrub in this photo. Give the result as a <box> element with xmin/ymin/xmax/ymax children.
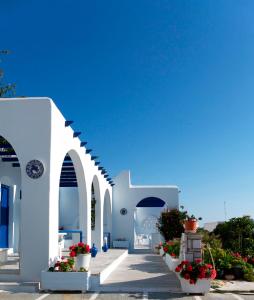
<box><xmin>157</xmin><ymin>209</ymin><xmax>185</xmax><ymax>241</ymax></box>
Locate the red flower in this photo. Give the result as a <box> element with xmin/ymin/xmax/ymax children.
<box><xmin>175</xmin><ymin>266</ymin><xmax>181</xmax><ymax>272</ymax></box>
<box><xmin>163</xmin><ymin>246</ymin><xmax>168</xmax><ymax>252</ymax></box>
<box><xmin>198</xmin><ymin>272</ymin><xmax>205</xmax><ymax>279</ymax></box>
<box><xmin>184</xmin><ymin>273</ymin><xmax>190</xmax><ymax>280</ymax></box>
<box><xmin>189</xmin><ymin>279</ymin><xmax>195</xmax><ymax>284</ymax></box>
<box><xmin>211</xmin><ymin>269</ymin><xmax>217</xmax><ymax>280</ymax></box>
<box><xmin>195</xmin><ymin>259</ymin><xmax>202</xmax><ymax>264</ymax></box>
<box><xmin>69</xmin><ymin>245</ymin><xmax>74</xmax><ymax>251</ymax></box>
<box><xmin>171</xmin><ymin>253</ymin><xmax>176</xmax><ymax>257</ymax></box>
<box><xmin>78</xmin><ymin>242</ymin><xmax>85</xmax><ymax>247</ymax></box>
<box><xmin>85</xmin><ymin>245</ymin><xmax>90</xmax><ymax>253</ymax></box>
<box><xmin>69</xmin><ymin>251</ymin><xmax>76</xmax><ymax>257</ymax></box>
<box><xmin>182</xmin><ymin>260</ymin><xmax>189</xmax><ymax>265</ymax></box>
<box><xmin>206</xmin><ymin>264</ymin><xmax>213</xmax><ymax>269</ymax></box>
<box><xmin>187</xmin><ymin>265</ymin><xmax>193</xmax><ymax>272</ymax></box>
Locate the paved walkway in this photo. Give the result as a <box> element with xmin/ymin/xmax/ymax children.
<box><xmin>100</xmin><ymin>253</ymin><xmax>181</xmax><ymax>292</ymax></box>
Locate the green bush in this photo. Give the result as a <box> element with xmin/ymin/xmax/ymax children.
<box><xmin>213</xmin><ymin>216</ymin><xmax>254</xmax><ymax>256</ymax></box>
<box><xmin>157</xmin><ymin>209</ymin><xmax>185</xmax><ymax>241</ymax></box>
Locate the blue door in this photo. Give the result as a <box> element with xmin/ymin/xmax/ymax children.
<box><xmin>0</xmin><ymin>185</ymin><xmax>9</xmax><ymax>248</ymax></box>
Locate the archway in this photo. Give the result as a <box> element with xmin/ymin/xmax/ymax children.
<box><xmin>103</xmin><ymin>189</ymin><xmax>112</xmax><ymax>248</ymax></box>
<box><xmin>134</xmin><ymin>197</ymin><xmax>166</xmax><ymax>249</ymax></box>
<box><xmin>0</xmin><ymin>135</ymin><xmax>21</xmax><ymax>272</ymax></box>
<box><xmin>91</xmin><ymin>175</ymin><xmax>102</xmax><ymax>250</ymax></box>
<box><xmin>58</xmin><ymin>151</ymin><xmax>87</xmax><ymax>253</ymax></box>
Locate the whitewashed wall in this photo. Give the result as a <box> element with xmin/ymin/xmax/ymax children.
<box><xmin>0</xmin><ymin>98</ymin><xmax>112</xmax><ymax>282</ymax></box>
<box><xmin>112</xmin><ymin>170</ymin><xmax>179</xmax><ymax>251</ymax></box>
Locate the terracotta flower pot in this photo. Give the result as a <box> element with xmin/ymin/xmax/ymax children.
<box><xmin>184</xmin><ymin>219</ymin><xmax>198</xmax><ymax>233</ymax></box>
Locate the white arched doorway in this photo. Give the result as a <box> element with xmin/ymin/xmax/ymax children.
<box><xmin>134</xmin><ymin>197</ymin><xmax>166</xmax><ymax>250</ymax></box>
<box><xmin>58</xmin><ymin>150</ymin><xmax>88</xmax><ymax>250</ymax></box>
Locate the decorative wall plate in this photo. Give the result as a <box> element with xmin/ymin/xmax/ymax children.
<box><xmin>120</xmin><ymin>208</ymin><xmax>127</xmax><ymax>215</ymax></box>
<box><xmin>26</xmin><ymin>160</ymin><xmax>44</xmax><ymax>179</ymax></box>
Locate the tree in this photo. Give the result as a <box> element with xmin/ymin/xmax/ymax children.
<box><xmin>0</xmin><ymin>50</ymin><xmax>16</xmax><ymax>97</ymax></box>
<box><xmin>213</xmin><ymin>216</ymin><xmax>254</xmax><ymax>256</ymax></box>
<box><xmin>157</xmin><ymin>208</ymin><xmax>185</xmax><ymax>241</ymax></box>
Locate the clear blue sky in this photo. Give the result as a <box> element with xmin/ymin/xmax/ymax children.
<box><xmin>1</xmin><ymin>1</ymin><xmax>254</xmax><ymax>223</ymax></box>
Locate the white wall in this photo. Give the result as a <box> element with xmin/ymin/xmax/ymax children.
<box><xmin>0</xmin><ymin>98</ymin><xmax>112</xmax><ymax>282</ymax></box>
<box><xmin>112</xmin><ymin>170</ymin><xmax>179</xmax><ymax>251</ymax></box>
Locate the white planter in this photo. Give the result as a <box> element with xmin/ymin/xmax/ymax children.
<box><xmin>179</xmin><ymin>277</ymin><xmax>211</xmax><ymax>294</ymax></box>
<box><xmin>41</xmin><ymin>270</ymin><xmax>90</xmax><ymax>292</ymax></box>
<box><xmin>165</xmin><ymin>253</ymin><xmax>179</xmax><ymax>271</ymax></box>
<box><xmin>112</xmin><ymin>240</ymin><xmax>129</xmax><ymax>249</ymax></box>
<box><xmin>76</xmin><ymin>254</ymin><xmax>91</xmax><ymax>271</ymax></box>
<box><xmin>159</xmin><ymin>248</ymin><xmax>164</xmax><ymax>256</ymax></box>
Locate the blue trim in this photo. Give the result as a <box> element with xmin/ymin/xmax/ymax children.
<box><xmin>12</xmin><ymin>163</ymin><xmax>20</xmax><ymax>167</ymax></box>
<box><xmin>73</xmin><ymin>132</ymin><xmax>81</xmax><ymax>138</ymax></box>
<box><xmin>136</xmin><ymin>197</ymin><xmax>165</xmax><ymax>207</ymax></box>
<box><xmin>60</xmin><ymin>183</ymin><xmax>78</xmax><ymax>187</ymax></box>
<box><xmin>86</xmin><ymin>149</ymin><xmax>92</xmax><ymax>154</ymax></box>
<box><xmin>0</xmin><ymin>144</ymin><xmax>12</xmax><ymax>149</ymax></box>
<box><xmin>80</xmin><ymin>141</ymin><xmax>87</xmax><ymax>147</ymax></box>
<box><xmin>64</xmin><ymin>156</ymin><xmax>72</xmax><ymax>161</ymax></box>
<box><xmin>98</xmin><ymin>167</ymin><xmax>103</xmax><ymax>170</ymax></box>
<box><xmin>95</xmin><ymin>162</ymin><xmax>100</xmax><ymax>166</ymax></box>
<box><xmin>0</xmin><ymin>151</ymin><xmax>16</xmax><ymax>156</ymax></box>
<box><xmin>91</xmin><ymin>156</ymin><xmax>98</xmax><ymax>160</ymax></box>
<box><xmin>65</xmin><ymin>120</ymin><xmax>74</xmax><ymax>127</ymax></box>
<box><xmin>2</xmin><ymin>157</ymin><xmax>18</xmax><ymax>162</ymax></box>
<box><xmin>63</xmin><ymin>162</ymin><xmax>73</xmax><ymax>167</ymax></box>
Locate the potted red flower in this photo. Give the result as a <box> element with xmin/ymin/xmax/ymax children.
<box><xmin>175</xmin><ymin>259</ymin><xmax>216</xmax><ymax>294</ymax></box>
<box><xmin>179</xmin><ymin>206</ymin><xmax>202</xmax><ymax>233</ymax></box>
<box><xmin>184</xmin><ymin>215</ymin><xmax>202</xmax><ymax>233</ymax></box>
<box><xmin>69</xmin><ymin>242</ymin><xmax>91</xmax><ymax>271</ymax></box>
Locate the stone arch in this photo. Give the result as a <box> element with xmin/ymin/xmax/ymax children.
<box><xmin>91</xmin><ymin>174</ymin><xmax>102</xmax><ymax>249</ymax></box>
<box><xmin>103</xmin><ymin>189</ymin><xmax>112</xmax><ymax>248</ymax></box>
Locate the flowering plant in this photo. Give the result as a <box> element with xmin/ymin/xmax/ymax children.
<box><xmin>48</xmin><ymin>257</ymin><xmax>74</xmax><ymax>272</ymax></box>
<box><xmin>69</xmin><ymin>242</ymin><xmax>90</xmax><ymax>257</ymax></box>
<box><xmin>163</xmin><ymin>240</ymin><xmax>180</xmax><ymax>257</ymax></box>
<box><xmin>175</xmin><ymin>259</ymin><xmax>217</xmax><ymax>284</ymax></box>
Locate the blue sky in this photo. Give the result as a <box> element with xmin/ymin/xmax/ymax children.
<box><xmin>1</xmin><ymin>1</ymin><xmax>254</xmax><ymax>223</ymax></box>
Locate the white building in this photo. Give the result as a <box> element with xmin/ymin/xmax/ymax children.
<box><xmin>0</xmin><ymin>97</ymin><xmax>179</xmax><ymax>282</ymax></box>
